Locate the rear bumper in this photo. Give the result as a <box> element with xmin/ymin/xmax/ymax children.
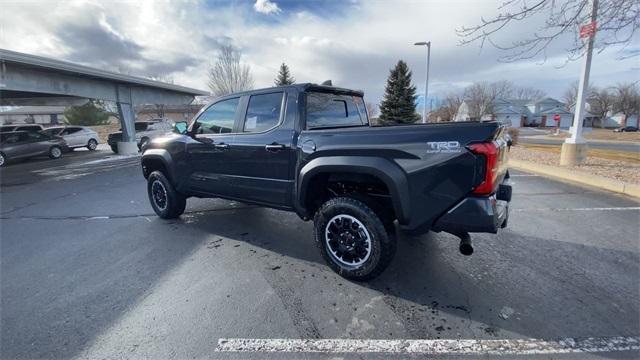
<box><xmin>432</xmin><ymin>184</ymin><xmax>511</xmax><ymax>234</ymax></box>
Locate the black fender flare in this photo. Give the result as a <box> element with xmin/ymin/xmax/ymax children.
<box><xmin>141</xmin><ymin>149</ymin><xmax>176</xmax><ymax>183</ymax></box>
<box><xmin>297</xmin><ymin>156</ymin><xmax>411</xmax><ymax>224</ymax></box>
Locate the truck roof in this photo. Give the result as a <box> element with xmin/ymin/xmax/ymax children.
<box><xmin>215</xmin><ymin>83</ymin><xmax>364</xmax><ymax>99</ymax></box>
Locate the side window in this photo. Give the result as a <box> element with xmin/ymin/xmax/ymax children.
<box><xmin>353</xmin><ymin>96</ymin><xmax>369</xmax><ymax>125</ymax></box>
<box><xmin>306</xmin><ymin>93</ymin><xmax>365</xmax><ymax>129</ymax></box>
<box><xmin>243</xmin><ymin>92</ymin><xmax>283</xmax><ymax>133</ymax></box>
<box><xmin>1</xmin><ymin>133</ymin><xmax>20</xmax><ymax>144</ymax></box>
<box><xmin>26</xmin><ymin>132</ymin><xmax>48</xmax><ymax>141</ymax></box>
<box><xmin>195</xmin><ymin>97</ymin><xmax>240</xmax><ymax>134</ymax></box>
<box><xmin>67</xmin><ymin>127</ymin><xmax>82</xmax><ymax>134</ymax></box>
<box><xmin>135</xmin><ymin>123</ymin><xmax>149</xmax><ymax>131</ymax></box>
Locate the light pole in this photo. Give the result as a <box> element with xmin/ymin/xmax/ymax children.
<box><xmin>560</xmin><ymin>0</ymin><xmax>597</xmax><ymax>165</ymax></box>
<box><xmin>415</xmin><ymin>41</ymin><xmax>431</xmax><ymax>123</ymax></box>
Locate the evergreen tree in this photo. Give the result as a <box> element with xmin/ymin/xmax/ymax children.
<box><xmin>378</xmin><ymin>60</ymin><xmax>420</xmax><ymax>124</ymax></box>
<box><xmin>63</xmin><ymin>100</ymin><xmax>110</xmax><ymax>126</ymax></box>
<box><xmin>274</xmin><ymin>63</ymin><xmax>295</xmax><ymax>86</ymax></box>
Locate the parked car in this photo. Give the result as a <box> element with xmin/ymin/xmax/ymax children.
<box><xmin>0</xmin><ymin>131</ymin><xmax>66</xmax><ymax>166</ymax></box>
<box><xmin>0</xmin><ymin>124</ymin><xmax>44</xmax><ymax>133</ymax></box>
<box><xmin>613</xmin><ymin>126</ymin><xmax>638</xmax><ymax>132</ymax></box>
<box><xmin>107</xmin><ymin>119</ymin><xmax>173</xmax><ymax>153</ymax></box>
<box><xmin>141</xmin><ymin>84</ymin><xmax>512</xmax><ymax>280</ymax></box>
<box><xmin>42</xmin><ymin>126</ymin><xmax>99</xmax><ymax>151</ymax></box>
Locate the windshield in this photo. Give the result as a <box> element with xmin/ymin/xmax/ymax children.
<box><xmin>305</xmin><ymin>92</ymin><xmax>368</xmax><ymax>129</ymax></box>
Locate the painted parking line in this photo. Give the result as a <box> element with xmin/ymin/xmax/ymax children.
<box><xmin>215</xmin><ymin>336</ymin><xmax>640</xmax><ymax>355</ymax></box>
<box><xmin>514</xmin><ymin>207</ymin><xmax>640</xmax><ymax>212</ymax></box>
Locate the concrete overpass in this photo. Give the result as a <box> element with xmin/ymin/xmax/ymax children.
<box><xmin>0</xmin><ymin>48</ymin><xmax>208</xmax><ymax>153</ymax></box>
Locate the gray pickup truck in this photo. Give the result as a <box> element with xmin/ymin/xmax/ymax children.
<box><xmin>141</xmin><ymin>83</ymin><xmax>512</xmax><ymax>280</ymax></box>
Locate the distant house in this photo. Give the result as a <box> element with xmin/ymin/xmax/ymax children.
<box><xmin>598</xmin><ymin>111</ymin><xmax>639</xmax><ymax>128</ymax></box>
<box><xmin>569</xmin><ymin>102</ymin><xmax>638</xmax><ymax>128</ymax></box>
<box><xmin>0</xmin><ymin>106</ymin><xmax>66</xmax><ymax>125</ymax></box>
<box><xmin>454</xmin><ymin>97</ymin><xmax>586</xmax><ymax>129</ymax></box>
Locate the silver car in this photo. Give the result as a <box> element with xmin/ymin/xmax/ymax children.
<box><xmin>0</xmin><ymin>131</ymin><xmax>67</xmax><ymax>167</ymax></box>
<box><xmin>42</xmin><ymin>126</ymin><xmax>99</xmax><ymax>151</ymax></box>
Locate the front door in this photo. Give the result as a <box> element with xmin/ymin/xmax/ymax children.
<box><xmin>228</xmin><ymin>91</ymin><xmax>294</xmax><ymax>206</ymax></box>
<box><xmin>24</xmin><ymin>132</ymin><xmax>53</xmax><ymax>157</ymax></box>
<box><xmin>187</xmin><ymin>97</ymin><xmax>241</xmax><ymax>196</ymax></box>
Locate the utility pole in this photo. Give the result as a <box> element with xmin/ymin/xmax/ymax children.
<box><xmin>560</xmin><ymin>0</ymin><xmax>598</xmax><ymax>165</ymax></box>
<box><xmin>414</xmin><ymin>41</ymin><xmax>431</xmax><ymax>123</ymax></box>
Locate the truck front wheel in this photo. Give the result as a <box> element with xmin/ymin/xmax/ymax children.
<box><xmin>147</xmin><ymin>171</ymin><xmax>186</xmax><ymax>219</ymax></box>
<box><xmin>313</xmin><ymin>197</ymin><xmax>396</xmax><ymax>281</ymax></box>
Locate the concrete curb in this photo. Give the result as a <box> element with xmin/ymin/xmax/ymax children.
<box><xmin>509</xmin><ymin>159</ymin><xmax>640</xmax><ymax>199</ymax></box>
<box><xmin>520</xmin><ymin>135</ymin><xmax>639</xmax><ymax>146</ymax></box>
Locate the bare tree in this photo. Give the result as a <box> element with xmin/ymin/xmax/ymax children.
<box><xmin>513</xmin><ymin>86</ymin><xmax>546</xmax><ymax>101</ymax></box>
<box><xmin>464</xmin><ymin>80</ymin><xmax>514</xmax><ymax>118</ymax></box>
<box><xmin>441</xmin><ymin>92</ymin><xmax>464</xmax><ymax>121</ymax></box>
<box><xmin>612</xmin><ymin>82</ymin><xmax>640</xmax><ymax>125</ymax></box>
<box><xmin>562</xmin><ymin>80</ymin><xmax>597</xmax><ymax>109</ymax></box>
<box><xmin>458</xmin><ymin>0</ymin><xmax>640</xmax><ymax>62</ymax></box>
<box><xmin>365</xmin><ymin>102</ymin><xmax>378</xmax><ymax>119</ymax></box>
<box><xmin>207</xmin><ymin>45</ymin><xmax>254</xmax><ymax>97</ymax></box>
<box><xmin>590</xmin><ymin>87</ymin><xmax>615</xmax><ymax>127</ymax></box>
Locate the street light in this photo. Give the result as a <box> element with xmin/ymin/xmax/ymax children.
<box><xmin>415</xmin><ymin>41</ymin><xmax>431</xmax><ymax>124</ymax></box>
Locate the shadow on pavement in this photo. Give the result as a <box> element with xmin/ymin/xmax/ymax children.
<box><xmin>184</xmin><ymin>205</ymin><xmax>639</xmax><ymax>350</ymax></box>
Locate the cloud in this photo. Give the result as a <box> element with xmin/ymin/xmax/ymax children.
<box><xmin>0</xmin><ymin>0</ymin><xmax>636</xmax><ymax>105</ymax></box>
<box><xmin>254</xmin><ymin>0</ymin><xmax>281</xmax><ymax>15</ymax></box>
<box><xmin>203</xmin><ymin>35</ymin><xmax>234</xmax><ymax>50</ymax></box>
<box><xmin>56</xmin><ymin>13</ymin><xmax>144</xmax><ymax>66</ymax></box>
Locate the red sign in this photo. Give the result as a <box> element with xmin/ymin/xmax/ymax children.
<box><xmin>580</xmin><ymin>21</ymin><xmax>597</xmax><ymax>38</ymax></box>
<box><xmin>554</xmin><ymin>114</ymin><xmax>561</xmax><ymax>122</ymax></box>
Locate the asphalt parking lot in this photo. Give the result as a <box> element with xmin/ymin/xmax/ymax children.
<box><xmin>1</xmin><ymin>151</ymin><xmax>639</xmax><ymax>359</ymax></box>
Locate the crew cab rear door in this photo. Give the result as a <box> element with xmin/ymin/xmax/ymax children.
<box><xmin>227</xmin><ymin>91</ymin><xmax>295</xmax><ymax>206</ymax></box>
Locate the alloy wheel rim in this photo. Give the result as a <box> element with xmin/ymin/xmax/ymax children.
<box><xmin>51</xmin><ymin>148</ymin><xmax>61</xmax><ymax>158</ymax></box>
<box><xmin>89</xmin><ymin>140</ymin><xmax>97</xmax><ymax>150</ymax></box>
<box><xmin>151</xmin><ymin>180</ymin><xmax>168</xmax><ymax>210</ymax></box>
<box><xmin>325</xmin><ymin>214</ymin><xmax>372</xmax><ymax>267</ymax></box>
<box><xmin>0</xmin><ymin>154</ymin><xmax>4</xmax><ymax>166</ymax></box>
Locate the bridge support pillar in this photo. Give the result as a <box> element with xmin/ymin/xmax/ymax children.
<box><xmin>116</xmin><ymin>85</ymin><xmax>138</xmax><ymax>155</ymax></box>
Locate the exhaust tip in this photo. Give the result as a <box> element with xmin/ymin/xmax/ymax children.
<box><xmin>459</xmin><ymin>243</ymin><xmax>474</xmax><ymax>256</ymax></box>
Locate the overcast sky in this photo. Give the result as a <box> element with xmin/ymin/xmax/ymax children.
<box><xmin>1</xmin><ymin>0</ymin><xmax>638</xmax><ymax>109</ymax></box>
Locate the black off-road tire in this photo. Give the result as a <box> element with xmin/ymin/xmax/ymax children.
<box><xmin>147</xmin><ymin>171</ymin><xmax>186</xmax><ymax>219</ymax></box>
<box><xmin>314</xmin><ymin>197</ymin><xmax>396</xmax><ymax>281</ymax></box>
<box><xmin>110</xmin><ymin>144</ymin><xmax>118</xmax><ymax>153</ymax></box>
<box><xmin>48</xmin><ymin>146</ymin><xmax>63</xmax><ymax>159</ymax></box>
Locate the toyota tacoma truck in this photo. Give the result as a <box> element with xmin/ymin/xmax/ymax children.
<box><xmin>141</xmin><ymin>83</ymin><xmax>512</xmax><ymax>280</ymax></box>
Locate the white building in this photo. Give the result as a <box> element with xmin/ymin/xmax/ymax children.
<box><xmin>454</xmin><ymin>97</ymin><xmax>586</xmax><ymax>129</ymax></box>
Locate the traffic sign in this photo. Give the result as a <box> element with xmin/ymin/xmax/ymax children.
<box><xmin>580</xmin><ymin>21</ymin><xmax>597</xmax><ymax>39</ymax></box>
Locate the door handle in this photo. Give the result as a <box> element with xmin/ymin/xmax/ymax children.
<box><xmin>215</xmin><ymin>143</ymin><xmax>230</xmax><ymax>149</ymax></box>
<box><xmin>265</xmin><ymin>143</ymin><xmax>286</xmax><ymax>152</ymax></box>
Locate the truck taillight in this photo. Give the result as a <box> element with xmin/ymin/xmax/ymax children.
<box><xmin>469</xmin><ymin>142</ymin><xmax>499</xmax><ymax>195</ymax></box>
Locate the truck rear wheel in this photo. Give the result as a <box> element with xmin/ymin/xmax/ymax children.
<box><xmin>313</xmin><ymin>197</ymin><xmax>396</xmax><ymax>281</ymax></box>
<box><xmin>147</xmin><ymin>171</ymin><xmax>186</xmax><ymax>219</ymax></box>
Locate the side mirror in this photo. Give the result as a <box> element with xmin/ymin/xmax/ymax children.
<box><xmin>174</xmin><ymin>121</ymin><xmax>188</xmax><ymax>135</ymax></box>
